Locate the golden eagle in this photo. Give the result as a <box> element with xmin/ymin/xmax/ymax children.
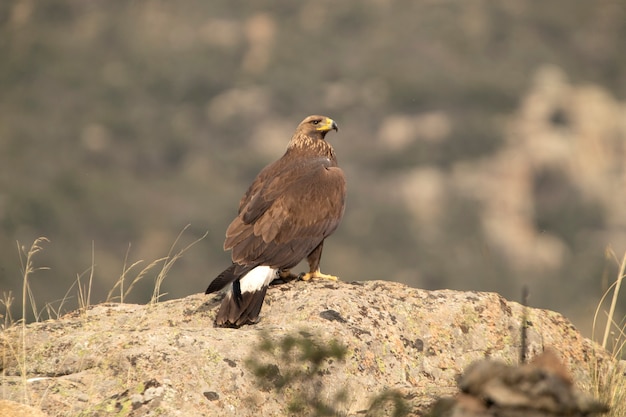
<box><xmin>206</xmin><ymin>115</ymin><xmax>346</xmax><ymax>327</ymax></box>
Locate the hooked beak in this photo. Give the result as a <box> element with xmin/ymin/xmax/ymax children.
<box><xmin>317</xmin><ymin>117</ymin><xmax>339</xmax><ymax>133</ymax></box>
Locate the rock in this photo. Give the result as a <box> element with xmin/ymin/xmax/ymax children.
<box><xmin>427</xmin><ymin>349</ymin><xmax>609</xmax><ymax>416</ymax></box>
<box><xmin>0</xmin><ymin>399</ymin><xmax>50</xmax><ymax>417</ymax></box>
<box><xmin>0</xmin><ymin>280</ymin><xmax>612</xmax><ymax>416</ymax></box>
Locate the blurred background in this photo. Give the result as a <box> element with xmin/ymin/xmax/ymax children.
<box><xmin>1</xmin><ymin>0</ymin><xmax>625</xmax><ymax>336</ymax></box>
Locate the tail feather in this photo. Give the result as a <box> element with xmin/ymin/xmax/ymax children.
<box><xmin>205</xmin><ymin>263</ymin><xmax>253</xmax><ymax>295</ymax></box>
<box><xmin>215</xmin><ymin>286</ymin><xmax>269</xmax><ymax>327</ymax></box>
<box><xmin>211</xmin><ymin>266</ymin><xmax>278</xmax><ymax>327</ymax></box>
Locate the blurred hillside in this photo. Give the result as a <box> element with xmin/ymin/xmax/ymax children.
<box><xmin>1</xmin><ymin>0</ymin><xmax>625</xmax><ymax>334</ymax></box>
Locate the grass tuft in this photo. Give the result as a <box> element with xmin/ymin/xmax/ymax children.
<box><xmin>0</xmin><ymin>228</ymin><xmax>206</xmax><ymax>409</ymax></box>
<box><xmin>105</xmin><ymin>247</ymin><xmax>167</xmax><ymax>305</ymax></box>
<box><xmin>17</xmin><ymin>237</ymin><xmax>50</xmax><ymax>324</ymax></box>
<box><xmin>590</xmin><ymin>248</ymin><xmax>626</xmax><ymax>417</ymax></box>
<box><xmin>18</xmin><ymin>237</ymin><xmax>50</xmax><ymax>403</ymax></box>
<box><xmin>151</xmin><ymin>225</ymin><xmax>209</xmax><ymax>305</ymax></box>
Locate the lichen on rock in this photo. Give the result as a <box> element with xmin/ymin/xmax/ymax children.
<box><xmin>0</xmin><ymin>280</ymin><xmax>614</xmax><ymax>416</ymax></box>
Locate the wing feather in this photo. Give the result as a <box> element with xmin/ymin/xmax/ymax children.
<box><xmin>225</xmin><ymin>157</ymin><xmax>346</xmax><ymax>270</ymax></box>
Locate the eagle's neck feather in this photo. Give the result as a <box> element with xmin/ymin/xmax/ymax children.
<box><xmin>286</xmin><ymin>133</ymin><xmax>336</xmax><ymax>161</ymax></box>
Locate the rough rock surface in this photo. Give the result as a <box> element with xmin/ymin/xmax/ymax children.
<box><xmin>0</xmin><ymin>280</ymin><xmax>611</xmax><ymax>416</ymax></box>
<box><xmin>0</xmin><ymin>399</ymin><xmax>51</xmax><ymax>417</ymax></box>
<box><xmin>426</xmin><ymin>349</ymin><xmax>609</xmax><ymax>416</ymax></box>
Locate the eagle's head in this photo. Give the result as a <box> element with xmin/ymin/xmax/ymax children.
<box><xmin>298</xmin><ymin>115</ymin><xmax>339</xmax><ymax>140</ymax></box>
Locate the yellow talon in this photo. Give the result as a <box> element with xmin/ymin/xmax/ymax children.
<box><xmin>300</xmin><ymin>269</ymin><xmax>339</xmax><ymax>281</ymax></box>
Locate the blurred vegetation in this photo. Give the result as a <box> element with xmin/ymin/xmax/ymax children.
<box><xmin>1</xmin><ymin>0</ymin><xmax>626</xmax><ymax>332</ymax></box>
<box><xmin>246</xmin><ymin>331</ymin><xmax>350</xmax><ymax>416</ymax></box>
<box><xmin>246</xmin><ymin>331</ymin><xmax>411</xmax><ymax>416</ymax></box>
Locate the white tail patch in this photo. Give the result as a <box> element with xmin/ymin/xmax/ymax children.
<box><xmin>237</xmin><ymin>266</ymin><xmax>278</xmax><ymax>294</ymax></box>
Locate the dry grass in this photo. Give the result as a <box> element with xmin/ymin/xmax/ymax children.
<box><xmin>590</xmin><ymin>248</ymin><xmax>626</xmax><ymax>417</ymax></box>
<box><xmin>3</xmin><ymin>235</ymin><xmax>622</xmax><ymax>415</ymax></box>
<box><xmin>0</xmin><ymin>227</ymin><xmax>206</xmax><ymax>409</ymax></box>
<box><xmin>0</xmin><ymin>237</ymin><xmax>50</xmax><ymax>405</ymax></box>
<box><xmin>150</xmin><ymin>225</ymin><xmax>208</xmax><ymax>304</ymax></box>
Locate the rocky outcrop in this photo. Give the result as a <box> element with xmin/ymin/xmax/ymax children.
<box><xmin>0</xmin><ymin>280</ymin><xmax>612</xmax><ymax>416</ymax></box>
<box><xmin>427</xmin><ymin>349</ymin><xmax>609</xmax><ymax>417</ymax></box>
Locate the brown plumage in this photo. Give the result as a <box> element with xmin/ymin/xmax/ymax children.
<box><xmin>206</xmin><ymin>115</ymin><xmax>346</xmax><ymax>327</ymax></box>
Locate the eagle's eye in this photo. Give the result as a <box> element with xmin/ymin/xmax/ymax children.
<box><xmin>311</xmin><ymin>120</ymin><xmax>320</xmax><ymax>125</ymax></box>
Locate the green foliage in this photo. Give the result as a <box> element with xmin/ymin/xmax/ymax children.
<box><xmin>246</xmin><ymin>331</ymin><xmax>411</xmax><ymax>416</ymax></box>
<box><xmin>246</xmin><ymin>331</ymin><xmax>348</xmax><ymax>416</ymax></box>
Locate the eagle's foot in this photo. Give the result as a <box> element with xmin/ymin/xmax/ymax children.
<box><xmin>300</xmin><ymin>269</ymin><xmax>339</xmax><ymax>281</ymax></box>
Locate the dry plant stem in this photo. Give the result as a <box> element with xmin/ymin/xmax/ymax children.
<box><xmin>590</xmin><ymin>249</ymin><xmax>626</xmax><ymax>417</ymax></box>
<box><xmin>1</xmin><ymin>231</ymin><xmax>205</xmax><ymax>407</ymax></box>
<box><xmin>17</xmin><ymin>237</ymin><xmax>50</xmax><ymax>404</ymax></box>
<box><xmin>520</xmin><ymin>285</ymin><xmax>529</xmax><ymax>365</ymax></box>
<box><xmin>151</xmin><ymin>225</ymin><xmax>208</xmax><ymax>304</ymax></box>
<box><xmin>1</xmin><ymin>293</ymin><xmax>15</xmax><ymax>399</ymax></box>
<box><xmin>602</xmin><ymin>251</ymin><xmax>626</xmax><ymax>349</ymax></box>
<box><xmin>120</xmin><ymin>243</ymin><xmax>132</xmax><ymax>304</ymax></box>
<box><xmin>54</xmin><ymin>280</ymin><xmax>79</xmax><ymax>319</ymax></box>
<box><xmin>593</xmin><ymin>248</ymin><xmax>622</xmax><ymax>348</ymax></box>
<box><xmin>105</xmin><ymin>225</ymin><xmax>206</xmax><ymax>304</ymax></box>
<box><xmin>124</xmin><ymin>257</ymin><xmax>167</xmax><ymax>301</ymax></box>
<box><xmin>87</xmin><ymin>241</ymin><xmax>95</xmax><ymax>309</ymax></box>
<box><xmin>105</xmin><ymin>251</ymin><xmax>159</xmax><ymax>303</ymax></box>
<box><xmin>77</xmin><ymin>242</ymin><xmax>96</xmax><ymax>311</ymax></box>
